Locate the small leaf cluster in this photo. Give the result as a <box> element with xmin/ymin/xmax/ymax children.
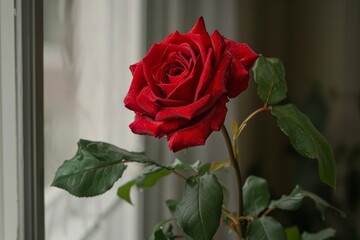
<box><xmin>52</xmin><ymin>140</ymin><xmax>227</xmax><ymax>239</ymax></box>
<box><xmin>243</xmin><ymin>176</ymin><xmax>344</xmax><ymax>240</ymax></box>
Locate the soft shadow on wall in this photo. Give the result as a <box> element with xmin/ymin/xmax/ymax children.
<box><xmin>143</xmin><ymin>0</ymin><xmax>360</xmax><ymax>239</ymax></box>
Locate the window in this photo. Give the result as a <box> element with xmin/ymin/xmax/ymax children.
<box><xmin>44</xmin><ymin>1</ymin><xmax>146</xmax><ymax>239</ymax></box>
<box><xmin>0</xmin><ymin>1</ymin><xmax>22</xmax><ymax>239</ymax></box>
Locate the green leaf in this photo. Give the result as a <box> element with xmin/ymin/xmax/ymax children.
<box><xmin>301</xmin><ymin>228</ymin><xmax>336</xmax><ymax>240</ymax></box>
<box><xmin>117</xmin><ymin>165</ymin><xmax>172</xmax><ymax>204</ymax></box>
<box><xmin>269</xmin><ymin>185</ymin><xmax>345</xmax><ymax>220</ymax></box>
<box><xmin>171</xmin><ymin>159</ymin><xmax>198</xmax><ymax>173</ymax></box>
<box><xmin>247</xmin><ymin>216</ymin><xmax>286</xmax><ymax>240</ymax></box>
<box><xmin>117</xmin><ymin>180</ymin><xmax>136</xmax><ymax>204</ymax></box>
<box><xmin>243</xmin><ymin>176</ymin><xmax>271</xmax><ymax>217</ymax></box>
<box><xmin>174</xmin><ymin>173</ymin><xmax>223</xmax><ymax>240</ymax></box>
<box><xmin>271</xmin><ymin>104</ymin><xmax>337</xmax><ymax>189</ymax></box>
<box><xmin>152</xmin><ymin>229</ymin><xmax>168</xmax><ymax>240</ymax></box>
<box><xmin>136</xmin><ymin>166</ymin><xmax>171</xmax><ymax>188</ymax></box>
<box><xmin>148</xmin><ymin>219</ymin><xmax>175</xmax><ymax>240</ymax></box>
<box><xmin>51</xmin><ymin>139</ymin><xmax>148</xmax><ymax>197</ymax></box>
<box><xmin>165</xmin><ymin>199</ymin><xmax>178</xmax><ymax>216</ymax></box>
<box><xmin>285</xmin><ymin>226</ymin><xmax>301</xmax><ymax>240</ymax></box>
<box><xmin>253</xmin><ymin>55</ymin><xmax>287</xmax><ymax>105</ymax></box>
<box><xmin>77</xmin><ymin>139</ymin><xmax>154</xmax><ymax>164</ymax></box>
<box><xmin>197</xmin><ymin>163</ymin><xmax>211</xmax><ymax>175</ymax></box>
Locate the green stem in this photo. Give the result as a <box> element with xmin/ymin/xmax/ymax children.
<box><xmin>235</xmin><ymin>106</ymin><xmax>272</xmax><ymax>140</ymax></box>
<box><xmin>222</xmin><ymin>106</ymin><xmax>272</xmax><ymax>239</ymax></box>
<box><xmin>172</xmin><ymin>170</ymin><xmax>187</xmax><ymax>180</ymax></box>
<box><xmin>221</xmin><ymin>125</ymin><xmax>245</xmax><ymax>239</ymax></box>
<box><xmin>261</xmin><ymin>207</ymin><xmax>275</xmax><ymax>217</ymax></box>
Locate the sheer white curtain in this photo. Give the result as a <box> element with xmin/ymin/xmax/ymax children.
<box><xmin>44</xmin><ymin>1</ymin><xmax>146</xmax><ymax>239</ymax></box>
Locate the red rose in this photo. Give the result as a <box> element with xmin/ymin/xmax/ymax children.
<box><xmin>124</xmin><ymin>17</ymin><xmax>258</xmax><ymax>152</ymax></box>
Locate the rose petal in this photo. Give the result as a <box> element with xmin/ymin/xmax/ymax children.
<box><xmin>190</xmin><ymin>17</ymin><xmax>207</xmax><ymax>34</ymax></box>
<box><xmin>155</xmin><ymin>97</ymin><xmax>189</xmax><ymax>107</ymax></box>
<box><xmin>129</xmin><ymin>113</ymin><xmax>188</xmax><ymax>138</ymax></box>
<box><xmin>167</xmin><ymin>96</ymin><xmax>229</xmax><ymax>152</ymax></box>
<box><xmin>166</xmin><ymin>75</ymin><xmax>197</xmax><ymax>102</ymax></box>
<box><xmin>226</xmin><ymin>59</ymin><xmax>249</xmax><ymax>98</ymax></box>
<box><xmin>129</xmin><ymin>114</ymin><xmax>163</xmax><ymax>137</ymax></box>
<box><xmin>210</xmin><ymin>30</ymin><xmax>226</xmax><ymax>66</ymax></box>
<box><xmin>224</xmin><ymin>40</ymin><xmax>258</xmax><ymax>98</ymax></box>
<box><xmin>136</xmin><ymin>87</ymin><xmax>162</xmax><ymax>117</ymax></box>
<box><xmin>158</xmin><ymin>82</ymin><xmax>179</xmax><ymax>95</ymax></box>
<box><xmin>124</xmin><ymin>62</ymin><xmax>148</xmax><ymax>112</ymax></box>
<box><xmin>188</xmin><ymin>34</ymin><xmax>211</xmax><ymax>63</ymax></box>
<box><xmin>162</xmin><ymin>31</ymin><xmax>199</xmax><ymax>54</ymax></box>
<box><xmin>155</xmin><ymin>94</ymin><xmax>212</xmax><ymax>121</ymax></box>
<box><xmin>194</xmin><ymin>49</ymin><xmax>215</xmax><ymax>100</ymax></box>
<box><xmin>224</xmin><ymin>40</ymin><xmax>259</xmax><ymax>69</ymax></box>
<box><xmin>154</xmin><ymin>54</ymin><xmax>191</xmax><ymax>86</ymax></box>
<box><xmin>160</xmin><ymin>43</ymin><xmax>196</xmax><ymax>62</ymax></box>
<box><xmin>188</xmin><ymin>17</ymin><xmax>212</xmax><ymax>63</ymax></box>
<box><xmin>195</xmin><ymin>52</ymin><xmax>229</xmax><ymax>101</ymax></box>
<box><xmin>129</xmin><ymin>62</ymin><xmax>139</xmax><ymax>75</ymax></box>
<box><xmin>165</xmin><ymin>56</ymin><xmax>202</xmax><ymax>101</ymax></box>
<box><xmin>136</xmin><ymin>84</ymin><xmax>189</xmax><ymax>107</ymax></box>
<box><xmin>143</xmin><ymin>44</ymin><xmax>168</xmax><ymax>97</ymax></box>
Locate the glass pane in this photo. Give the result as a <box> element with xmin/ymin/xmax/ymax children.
<box><xmin>44</xmin><ymin>1</ymin><xmax>145</xmax><ymax>239</ymax></box>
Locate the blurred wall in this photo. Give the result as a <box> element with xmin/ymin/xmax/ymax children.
<box><xmin>248</xmin><ymin>1</ymin><xmax>360</xmax><ymax>239</ymax></box>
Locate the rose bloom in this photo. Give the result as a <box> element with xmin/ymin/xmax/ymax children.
<box><xmin>124</xmin><ymin>17</ymin><xmax>258</xmax><ymax>152</ymax></box>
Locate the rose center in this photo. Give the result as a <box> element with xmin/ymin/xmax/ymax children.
<box><xmin>167</xmin><ymin>66</ymin><xmax>183</xmax><ymax>76</ymax></box>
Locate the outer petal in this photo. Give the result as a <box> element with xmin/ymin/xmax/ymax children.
<box><xmin>124</xmin><ymin>62</ymin><xmax>148</xmax><ymax>112</ymax></box>
<box><xmin>161</xmin><ymin>31</ymin><xmax>199</xmax><ymax>55</ymax></box>
<box><xmin>210</xmin><ymin>30</ymin><xmax>226</xmax><ymax>66</ymax></box>
<box><xmin>167</xmin><ymin>96</ymin><xmax>229</xmax><ymax>152</ymax></box>
<box><xmin>136</xmin><ymin>87</ymin><xmax>162</xmax><ymax>117</ymax></box>
<box><xmin>155</xmin><ymin>94</ymin><xmax>212</xmax><ymax>121</ymax></box>
<box><xmin>194</xmin><ymin>49</ymin><xmax>215</xmax><ymax>100</ymax></box>
<box><xmin>224</xmin><ymin>40</ymin><xmax>258</xmax><ymax>69</ymax></box>
<box><xmin>190</xmin><ymin>17</ymin><xmax>207</xmax><ymax>34</ymax></box>
<box><xmin>155</xmin><ymin>97</ymin><xmax>188</xmax><ymax>107</ymax></box>
<box><xmin>188</xmin><ymin>17</ymin><xmax>212</xmax><ymax>63</ymax></box>
<box><xmin>129</xmin><ymin>62</ymin><xmax>139</xmax><ymax>75</ymax></box>
<box><xmin>129</xmin><ymin>114</ymin><xmax>164</xmax><ymax>137</ymax></box>
<box><xmin>129</xmin><ymin>113</ymin><xmax>188</xmax><ymax>138</ymax></box>
<box><xmin>160</xmin><ymin>43</ymin><xmax>196</xmax><ymax>62</ymax></box>
<box><xmin>224</xmin><ymin>40</ymin><xmax>259</xmax><ymax>98</ymax></box>
<box><xmin>137</xmin><ymin>87</ymin><xmax>188</xmax><ymax>107</ymax></box>
<box><xmin>196</xmin><ymin>52</ymin><xmax>229</xmax><ymax>101</ymax></box>
<box><xmin>226</xmin><ymin>60</ymin><xmax>249</xmax><ymax>98</ymax></box>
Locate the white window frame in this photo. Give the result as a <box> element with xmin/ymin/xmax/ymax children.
<box><xmin>1</xmin><ymin>0</ymin><xmax>44</xmax><ymax>239</ymax></box>
<box><xmin>0</xmin><ymin>0</ymin><xmax>20</xmax><ymax>239</ymax></box>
